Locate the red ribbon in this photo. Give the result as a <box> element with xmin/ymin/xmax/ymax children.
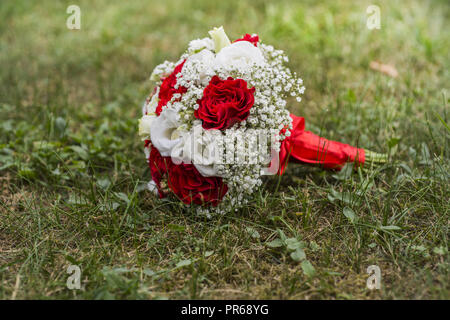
<box><xmin>277</xmin><ymin>114</ymin><xmax>365</xmax><ymax>175</ymax></box>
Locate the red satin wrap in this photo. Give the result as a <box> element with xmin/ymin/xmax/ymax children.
<box><xmin>277</xmin><ymin>114</ymin><xmax>365</xmax><ymax>175</ymax></box>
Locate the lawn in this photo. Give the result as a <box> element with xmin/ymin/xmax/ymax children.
<box><xmin>0</xmin><ymin>0</ymin><xmax>448</xmax><ymax>299</ymax></box>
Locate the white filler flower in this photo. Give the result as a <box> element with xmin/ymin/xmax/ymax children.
<box><xmin>188</xmin><ymin>37</ymin><xmax>214</xmax><ymax>54</ymax></box>
<box><xmin>184</xmin><ymin>49</ymin><xmax>215</xmax><ymax>85</ymax></box>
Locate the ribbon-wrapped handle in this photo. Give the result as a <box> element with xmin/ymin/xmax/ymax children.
<box><xmin>278</xmin><ymin>114</ymin><xmax>376</xmax><ymax>175</ymax></box>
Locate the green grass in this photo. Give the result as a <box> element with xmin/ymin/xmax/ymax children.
<box><xmin>0</xmin><ymin>0</ymin><xmax>449</xmax><ymax>299</ymax></box>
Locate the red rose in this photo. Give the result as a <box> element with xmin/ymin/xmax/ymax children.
<box><xmin>195</xmin><ymin>76</ymin><xmax>255</xmax><ymax>130</ymax></box>
<box><xmin>168</xmin><ymin>163</ymin><xmax>228</xmax><ymax>206</ymax></box>
<box><xmin>148</xmin><ymin>144</ymin><xmax>228</xmax><ymax>205</ymax></box>
<box><xmin>234</xmin><ymin>33</ymin><xmax>259</xmax><ymax>47</ymax></box>
<box><xmin>148</xmin><ymin>145</ymin><xmax>171</xmax><ymax>198</ymax></box>
<box><xmin>156</xmin><ymin>60</ymin><xmax>187</xmax><ymax>115</ymax></box>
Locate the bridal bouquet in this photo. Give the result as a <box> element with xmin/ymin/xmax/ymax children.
<box><xmin>139</xmin><ymin>27</ymin><xmax>386</xmax><ymax>216</ymax></box>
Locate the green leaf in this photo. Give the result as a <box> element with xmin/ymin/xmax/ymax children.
<box><xmin>347</xmin><ymin>89</ymin><xmax>356</xmax><ymax>103</ymax></box>
<box><xmin>115</xmin><ymin>192</ymin><xmax>130</xmax><ymax>204</ymax></box>
<box><xmin>290</xmin><ymin>248</ymin><xmax>306</xmax><ymax>262</ymax></box>
<box><xmin>285</xmin><ymin>238</ymin><xmax>304</xmax><ymax>251</ymax></box>
<box><xmin>67</xmin><ymin>194</ymin><xmax>89</xmax><ymax>206</ymax></box>
<box><xmin>332</xmin><ymin>163</ymin><xmax>353</xmax><ymax>181</ymax></box>
<box><xmin>309</xmin><ymin>241</ymin><xmax>321</xmax><ymax>252</ymax></box>
<box><xmin>143</xmin><ymin>269</ymin><xmax>155</xmax><ymax>276</ymax></box>
<box><xmin>301</xmin><ymin>260</ymin><xmax>316</xmax><ymax>277</ymax></box>
<box><xmin>277</xmin><ymin>229</ymin><xmax>287</xmax><ymax>241</ymax></box>
<box><xmin>204</xmin><ymin>251</ymin><xmax>214</xmax><ymax>257</ymax></box>
<box><xmin>433</xmin><ymin>246</ymin><xmax>446</xmax><ymax>255</ymax></box>
<box><xmin>176</xmin><ymin>259</ymin><xmax>191</xmax><ymax>268</ymax></box>
<box><xmin>434</xmin><ymin>111</ymin><xmax>450</xmax><ymax>133</ymax></box>
<box><xmin>0</xmin><ymin>156</ymin><xmax>14</xmax><ymax>170</ymax></box>
<box><xmin>65</xmin><ymin>255</ymin><xmax>79</xmax><ymax>265</ymax></box>
<box><xmin>0</xmin><ymin>120</ymin><xmax>13</xmax><ymax>133</ymax></box>
<box><xmin>419</xmin><ymin>143</ymin><xmax>431</xmax><ymax>165</ymax></box>
<box><xmin>328</xmin><ymin>188</ymin><xmax>358</xmax><ymax>205</ymax></box>
<box><xmin>168</xmin><ymin>224</ymin><xmax>185</xmax><ymax>232</ymax></box>
<box><xmin>246</xmin><ymin>227</ymin><xmax>260</xmax><ymax>239</ymax></box>
<box><xmin>18</xmin><ymin>169</ymin><xmax>36</xmax><ymax>179</ymax></box>
<box><xmin>343</xmin><ymin>207</ymin><xmax>356</xmax><ymax>223</ymax></box>
<box><xmin>111</xmin><ymin>267</ymin><xmax>134</xmax><ymax>274</ymax></box>
<box><xmin>387</xmin><ymin>137</ymin><xmax>400</xmax><ymax>149</ymax></box>
<box><xmin>70</xmin><ymin>145</ymin><xmax>89</xmax><ymax>160</ymax></box>
<box><xmin>266</xmin><ymin>238</ymin><xmax>284</xmax><ymax>248</ymax></box>
<box><xmin>55</xmin><ymin>117</ymin><xmax>67</xmax><ymax>137</ymax></box>
<box><xmin>97</xmin><ymin>177</ymin><xmax>111</xmax><ymax>190</ymax></box>
<box><xmin>380</xmin><ymin>225</ymin><xmax>401</xmax><ymax>231</ymax></box>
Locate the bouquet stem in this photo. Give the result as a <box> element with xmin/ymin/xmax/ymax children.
<box><xmin>364</xmin><ymin>150</ymin><xmax>388</xmax><ymax>164</ymax></box>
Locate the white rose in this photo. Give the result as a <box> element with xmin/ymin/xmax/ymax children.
<box><xmin>139</xmin><ymin>89</ymin><xmax>160</xmax><ymax>141</ymax></box>
<box><xmin>171</xmin><ymin>124</ymin><xmax>223</xmax><ymax>177</ymax></box>
<box><xmin>184</xmin><ymin>49</ymin><xmax>215</xmax><ymax>85</ymax></box>
<box><xmin>150</xmin><ymin>108</ymin><xmax>183</xmax><ymax>157</ymax></box>
<box><xmin>209</xmin><ymin>26</ymin><xmax>231</xmax><ymax>53</ymax></box>
<box><xmin>138</xmin><ymin>115</ymin><xmax>156</xmax><ymax>141</ymax></box>
<box><xmin>215</xmin><ymin>41</ymin><xmax>265</xmax><ymax>71</ymax></box>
